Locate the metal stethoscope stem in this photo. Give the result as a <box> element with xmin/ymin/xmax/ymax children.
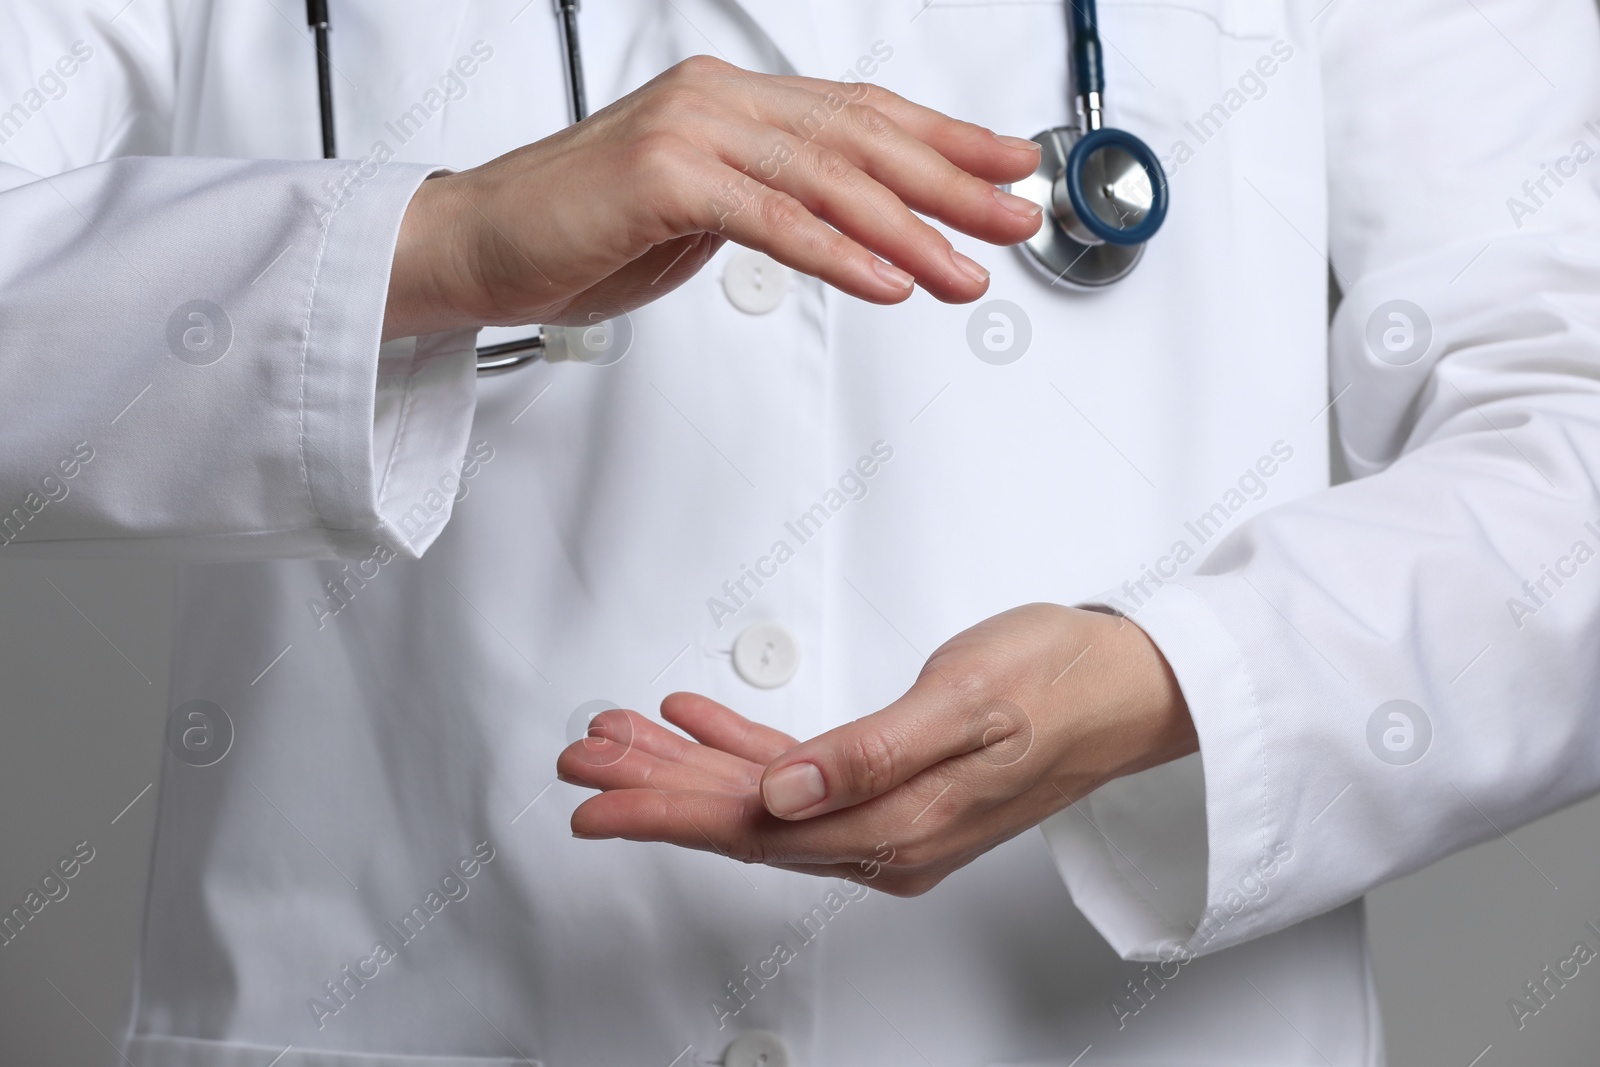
<box><xmin>304</xmin><ymin>0</ymin><xmax>588</xmax><ymax>375</ymax></box>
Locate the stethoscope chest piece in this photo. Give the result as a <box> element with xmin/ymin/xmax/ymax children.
<box><xmin>1011</xmin><ymin>126</ymin><xmax>1168</xmax><ymax>289</ymax></box>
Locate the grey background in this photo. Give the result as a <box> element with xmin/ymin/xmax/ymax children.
<box><xmin>2</xmin><ymin>558</ymin><xmax>1598</xmax><ymax>1064</ymax></box>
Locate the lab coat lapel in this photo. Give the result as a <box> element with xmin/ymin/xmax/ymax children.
<box><xmin>719</xmin><ymin>0</ymin><xmax>825</xmax><ymax>75</ymax></box>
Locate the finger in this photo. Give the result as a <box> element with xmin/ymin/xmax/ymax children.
<box><xmin>806</xmin><ymin>106</ymin><xmax>1042</xmax><ymax>249</ymax></box>
<box><xmin>769</xmin><ymin>77</ymin><xmax>1042</xmax><ymax>185</ymax></box>
<box><xmin>571</xmin><ymin>787</ymin><xmax>865</xmax><ymax>865</ymax></box>
<box><xmin>720</xmin><ymin>119</ymin><xmax>1001</xmax><ymax>303</ymax></box>
<box><xmin>759</xmin><ymin>676</ymin><xmax>994</xmax><ymax>819</ymax></box>
<box><xmin>764</xmin><ymin>772</ymin><xmax>1065</xmax><ymax>888</ymax></box>
<box><xmin>573</xmin><ymin>762</ymin><xmax>977</xmax><ymax>866</ymax></box>
<box><xmin>660</xmin><ymin>691</ymin><xmax>797</xmax><ymax>764</ymax></box>
<box><xmin>751</xmin><ymin>88</ymin><xmax>1042</xmax><ymax>248</ymax></box>
<box><xmin>689</xmin><ymin>159</ymin><xmax>918</xmax><ymax>304</ymax></box>
<box><xmin>571</xmin><ymin>788</ymin><xmax>769</xmax><ymax>856</ymax></box>
<box><xmin>558</xmin><ymin>736</ymin><xmax>759</xmax><ymax>793</ymax></box>
<box><xmin>574</xmin><ymin>707</ymin><xmax>762</xmax><ymax>782</ymax></box>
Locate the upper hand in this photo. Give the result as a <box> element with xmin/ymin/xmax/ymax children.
<box><xmin>384</xmin><ymin>55</ymin><xmax>1044</xmax><ymax>339</ymax></box>
<box><xmin>558</xmin><ymin>604</ymin><xmax>1197</xmax><ymax>896</ymax></box>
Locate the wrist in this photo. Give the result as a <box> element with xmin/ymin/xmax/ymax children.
<box><xmin>383</xmin><ymin>174</ymin><xmax>472</xmax><ymax>340</ymax></box>
<box><xmin>1061</xmin><ymin>606</ymin><xmax>1197</xmax><ymax>788</ymax></box>
<box><xmin>1110</xmin><ymin>610</ymin><xmax>1197</xmax><ymax>773</ymax></box>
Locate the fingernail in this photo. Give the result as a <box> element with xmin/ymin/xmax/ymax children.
<box><xmin>871</xmin><ymin>258</ymin><xmax>915</xmax><ymax>291</ymax></box>
<box><xmin>950</xmin><ymin>250</ymin><xmax>989</xmax><ymax>286</ymax></box>
<box><xmin>994</xmin><ymin>187</ymin><xmax>1042</xmax><ymax>219</ymax></box>
<box><xmin>572</xmin><ymin>831</ymin><xmax>614</xmax><ymax>840</ymax></box>
<box><xmin>993</xmin><ymin>133</ymin><xmax>1041</xmax><ymax>153</ymax></box>
<box><xmin>763</xmin><ymin>762</ymin><xmax>827</xmax><ymax>817</ymax></box>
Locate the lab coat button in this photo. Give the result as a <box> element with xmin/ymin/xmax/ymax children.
<box><xmin>732</xmin><ymin>622</ymin><xmax>800</xmax><ymax>689</ymax></box>
<box><xmin>723</xmin><ymin>250</ymin><xmax>792</xmax><ymax>314</ymax></box>
<box><xmin>723</xmin><ymin>1030</ymin><xmax>792</xmax><ymax>1067</ymax></box>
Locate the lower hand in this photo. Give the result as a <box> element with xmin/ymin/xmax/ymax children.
<box><xmin>558</xmin><ymin>604</ymin><xmax>1196</xmax><ymax>895</ymax></box>
<box><xmin>384</xmin><ymin>55</ymin><xmax>1044</xmax><ymax>339</ymax></box>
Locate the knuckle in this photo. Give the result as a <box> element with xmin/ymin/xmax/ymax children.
<box><xmin>843</xmin><ymin>103</ymin><xmax>893</xmax><ymax>140</ymax></box>
<box><xmin>923</xmin><ymin>658</ymin><xmax>995</xmax><ymax>707</ymax></box>
<box><xmin>758</xmin><ymin>192</ymin><xmax>811</xmax><ymax>241</ymax></box>
<box><xmin>843</xmin><ymin>729</ymin><xmax>901</xmax><ymax>797</ymax></box>
<box><xmin>673</xmin><ymin>54</ymin><xmax>728</xmax><ymax>82</ymax></box>
<box><xmin>809</xmin><ymin>146</ymin><xmax>853</xmax><ymax>184</ymax></box>
<box><xmin>629</xmin><ymin>129</ymin><xmax>689</xmax><ymax>172</ymax></box>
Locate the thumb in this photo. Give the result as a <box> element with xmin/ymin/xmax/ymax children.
<box><xmin>759</xmin><ymin>677</ymin><xmax>989</xmax><ymax>820</ymax></box>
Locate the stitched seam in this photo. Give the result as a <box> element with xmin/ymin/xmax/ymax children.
<box><xmin>1183</xmin><ymin>580</ymin><xmax>1274</xmax><ymax>871</ymax></box>
<box><xmin>1156</xmin><ymin>582</ymin><xmax>1274</xmax><ymax>952</ymax></box>
<box><xmin>1230</xmin><ymin>597</ymin><xmax>1273</xmax><ymax>868</ymax></box>
<box><xmin>375</xmin><ymin>344</ymin><xmax>423</xmax><ymax>513</ymax></box>
<box><xmin>295</xmin><ymin>193</ymin><xmax>339</xmax><ymax>528</ymax></box>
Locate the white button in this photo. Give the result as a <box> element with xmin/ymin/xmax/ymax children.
<box><xmin>732</xmin><ymin>622</ymin><xmax>800</xmax><ymax>689</ymax></box>
<box><xmin>723</xmin><ymin>1030</ymin><xmax>791</xmax><ymax>1067</ymax></box>
<box><xmin>722</xmin><ymin>250</ymin><xmax>792</xmax><ymax>315</ymax></box>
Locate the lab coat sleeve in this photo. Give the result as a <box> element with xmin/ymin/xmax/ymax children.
<box><xmin>1041</xmin><ymin>0</ymin><xmax>1600</xmax><ymax>960</ymax></box>
<box><xmin>0</xmin><ymin>8</ymin><xmax>478</xmax><ymax>560</ymax></box>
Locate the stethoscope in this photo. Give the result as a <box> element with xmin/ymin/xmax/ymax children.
<box><xmin>1014</xmin><ymin>0</ymin><xmax>1168</xmax><ymax>288</ymax></box>
<box><xmin>303</xmin><ymin>0</ymin><xmax>1166</xmax><ymax>374</ymax></box>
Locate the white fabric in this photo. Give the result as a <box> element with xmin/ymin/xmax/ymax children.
<box><xmin>1045</xmin><ymin>0</ymin><xmax>1600</xmax><ymax>964</ymax></box>
<box><xmin>0</xmin><ymin>144</ymin><xmax>476</xmax><ymax>557</ymax></box>
<box><xmin>1</xmin><ymin>0</ymin><xmax>1595</xmax><ymax>1064</ymax></box>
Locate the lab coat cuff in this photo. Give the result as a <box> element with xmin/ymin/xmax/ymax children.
<box><xmin>302</xmin><ymin>164</ymin><xmax>479</xmax><ymax>559</ymax></box>
<box><xmin>370</xmin><ymin>329</ymin><xmax>480</xmax><ymax>556</ymax></box>
<box><xmin>1042</xmin><ymin>582</ymin><xmax>1286</xmax><ymax>961</ymax></box>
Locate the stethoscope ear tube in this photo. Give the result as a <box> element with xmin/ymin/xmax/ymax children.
<box><xmin>556</xmin><ymin>0</ymin><xmax>589</xmax><ymax>123</ymax></box>
<box><xmin>305</xmin><ymin>0</ymin><xmax>336</xmax><ymax>159</ymax></box>
<box><xmin>1067</xmin><ymin>0</ymin><xmax>1106</xmax><ymax>101</ymax></box>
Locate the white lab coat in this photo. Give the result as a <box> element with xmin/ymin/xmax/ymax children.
<box><xmin>3</xmin><ymin>0</ymin><xmax>1598</xmax><ymax>1064</ymax></box>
